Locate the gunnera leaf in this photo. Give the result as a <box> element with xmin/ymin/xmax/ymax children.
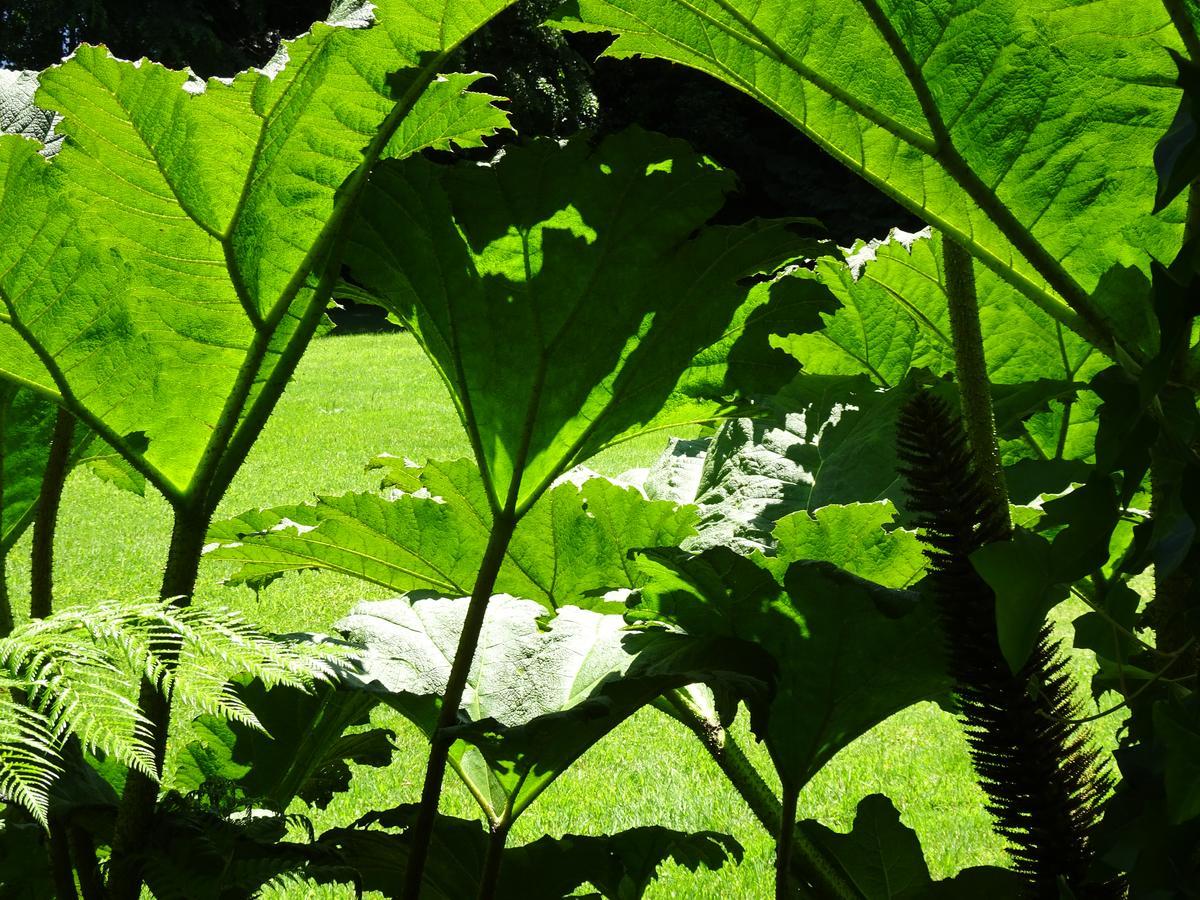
<box><xmin>346</xmin><ymin>127</ymin><xmax>835</xmax><ymax>515</ymax></box>
<box><xmin>631</xmin><ymin>548</ymin><xmax>949</xmax><ymax>793</ymax></box>
<box><xmin>0</xmin><ymin>0</ymin><xmax>520</xmax><ymax>498</ymax></box>
<box><xmin>555</xmin><ymin>0</ymin><xmax>1183</xmax><ymax>364</ymax></box>
<box><xmin>335</xmin><ymin>593</ymin><xmax>767</xmax><ymax>823</ymax></box>
<box><xmin>780</xmin><ymin>227</ymin><xmax>1105</xmax><ymax>388</ymax></box>
<box><xmin>676</xmin><ymin>374</ymin><xmax>920</xmax><ymax>553</ymax></box>
<box><xmin>207</xmin><ymin>458</ymin><xmax>697</xmax><ymax>610</ymax></box>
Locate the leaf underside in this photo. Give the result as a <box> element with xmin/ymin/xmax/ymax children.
<box><xmin>0</xmin><ymin>1</ymin><xmax>517</xmax><ymax>496</ymax></box>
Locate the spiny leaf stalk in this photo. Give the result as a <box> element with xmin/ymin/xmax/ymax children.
<box><xmin>897</xmin><ymin>391</ymin><xmax>1119</xmax><ymax>898</ymax></box>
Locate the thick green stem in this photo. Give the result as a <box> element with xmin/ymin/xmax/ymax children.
<box><xmin>942</xmin><ymin>234</ymin><xmax>1011</xmax><ymax>525</ymax></box>
<box><xmin>0</xmin><ymin>549</ymin><xmax>9</xmax><ymax>641</ymax></box>
<box><xmin>30</xmin><ymin>408</ymin><xmax>75</xmax><ymax>620</ymax></box>
<box><xmin>777</xmin><ymin>787</ymin><xmax>800</xmax><ymax>900</ymax></box>
<box><xmin>105</xmin><ymin>502</ymin><xmax>211</xmax><ymax>900</ymax></box>
<box><xmin>0</xmin><ymin>390</ymin><xmax>12</xmax><ymax>638</ymax></box>
<box><xmin>0</xmin><ymin>551</ymin><xmax>9</xmax><ymax>639</ymax></box>
<box><xmin>403</xmin><ymin>512</ymin><xmax>519</xmax><ymax>900</ymax></box>
<box><xmin>660</xmin><ymin>689</ymin><xmax>858</xmax><ymax>900</ymax></box>
<box><xmin>477</xmin><ymin>821</ymin><xmax>510</xmax><ymax>900</ymax></box>
<box><xmin>67</xmin><ymin>825</ymin><xmax>105</xmax><ymax>900</ymax></box>
<box><xmin>29</xmin><ymin>408</ymin><xmax>80</xmax><ymax>898</ymax></box>
<box><xmin>47</xmin><ymin>820</ymin><xmax>78</xmax><ymax>900</ymax></box>
<box><xmin>1165</xmin><ymin>0</ymin><xmax>1200</xmax><ymax>61</ymax></box>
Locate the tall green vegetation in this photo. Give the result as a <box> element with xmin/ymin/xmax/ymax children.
<box><xmin>1</xmin><ymin>1</ymin><xmax>1199</xmax><ymax>898</ymax></box>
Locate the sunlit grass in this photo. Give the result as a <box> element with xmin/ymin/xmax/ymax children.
<box><xmin>10</xmin><ymin>331</ymin><xmax>1034</xmax><ymax>897</ymax></box>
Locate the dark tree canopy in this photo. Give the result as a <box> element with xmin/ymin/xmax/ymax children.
<box><xmin>0</xmin><ymin>0</ymin><xmax>329</xmax><ymax>75</ymax></box>
<box><xmin>0</xmin><ymin>0</ymin><xmax>913</xmax><ymax>243</ymax></box>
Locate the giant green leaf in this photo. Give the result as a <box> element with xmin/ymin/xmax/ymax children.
<box><xmin>0</xmin><ymin>72</ymin><xmax>64</xmax><ymax>431</ymax></box>
<box><xmin>780</xmin><ymin>228</ymin><xmax>1106</xmax><ymax>387</ymax></box>
<box><xmin>335</xmin><ymin>593</ymin><xmax>765</xmax><ymax>823</ymax></box>
<box><xmin>346</xmin><ymin>128</ymin><xmax>833</xmax><ymax>515</ymax></box>
<box><xmin>557</xmin><ymin>0</ymin><xmax>1184</xmax><ymax>363</ymax></box>
<box><xmin>207</xmin><ymin>459</ymin><xmax>697</xmax><ymax>610</ymax></box>
<box><xmin>0</xmin><ymin>1</ymin><xmax>518</xmax><ymax>500</ymax></box>
<box><xmin>0</xmin><ymin>386</ymin><xmax>57</xmax><ymax>557</ymax></box>
<box><xmin>631</xmin><ymin>548</ymin><xmax>950</xmax><ymax>792</ymax></box>
<box><xmin>316</xmin><ymin>806</ymin><xmax>742</xmax><ymax>900</ymax></box>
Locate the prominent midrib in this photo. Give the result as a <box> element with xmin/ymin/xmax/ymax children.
<box><xmin>601</xmin><ymin>0</ymin><xmax>1117</xmax><ymax>357</ymax></box>
<box><xmin>199</xmin><ymin>44</ymin><xmax>471</xmax><ymax>504</ymax></box>
<box><xmin>669</xmin><ymin>0</ymin><xmax>937</xmax><ymax>152</ymax></box>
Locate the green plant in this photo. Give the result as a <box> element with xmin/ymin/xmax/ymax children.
<box><xmin>5</xmin><ymin>1</ymin><xmax>1200</xmax><ymax>898</ymax></box>
<box><xmin>549</xmin><ymin>3</ymin><xmax>1200</xmax><ymax>894</ymax></box>
<box><xmin>0</xmin><ymin>598</ymin><xmax>327</xmax><ymax>822</ymax></box>
<box><xmin>0</xmin><ymin>0</ymin><xmax>529</xmax><ymax>893</ymax></box>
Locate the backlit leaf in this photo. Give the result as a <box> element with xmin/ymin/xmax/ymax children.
<box><xmin>0</xmin><ymin>1</ymin><xmax>518</xmax><ymax>497</ymax></box>
<box><xmin>631</xmin><ymin>548</ymin><xmax>949</xmax><ymax>791</ymax></box>
<box><xmin>557</xmin><ymin>0</ymin><xmax>1184</xmax><ymax>363</ymax></box>
<box><xmin>207</xmin><ymin>459</ymin><xmax>696</xmax><ymax>610</ymax></box>
<box><xmin>346</xmin><ymin>128</ymin><xmax>832</xmax><ymax>515</ymax></box>
<box><xmin>780</xmin><ymin>228</ymin><xmax>1104</xmax><ymax>387</ymax></box>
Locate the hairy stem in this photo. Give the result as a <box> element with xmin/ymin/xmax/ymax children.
<box><xmin>1148</xmin><ymin>176</ymin><xmax>1200</xmax><ymax>680</ymax></box>
<box><xmin>403</xmin><ymin>512</ymin><xmax>518</xmax><ymax>900</ymax></box>
<box><xmin>659</xmin><ymin>689</ymin><xmax>857</xmax><ymax>900</ymax></box>
<box><xmin>898</xmin><ymin>394</ymin><xmax>1118</xmax><ymax>896</ymax></box>
<box><xmin>941</xmin><ymin>233</ymin><xmax>1011</xmax><ymax>524</ymax></box>
<box><xmin>47</xmin><ymin>819</ymin><xmax>78</xmax><ymax>900</ymax></box>
<box><xmin>1149</xmin><ymin>449</ymin><xmax>1200</xmax><ymax>679</ymax></box>
<box><xmin>30</xmin><ymin>408</ymin><xmax>75</xmax><ymax>620</ymax></box>
<box><xmin>477</xmin><ymin>821</ymin><xmax>511</xmax><ymax>900</ymax></box>
<box><xmin>105</xmin><ymin>502</ymin><xmax>211</xmax><ymax>900</ymax></box>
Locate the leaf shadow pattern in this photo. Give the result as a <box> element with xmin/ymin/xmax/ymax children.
<box><xmin>346</xmin><ymin>127</ymin><xmax>835</xmax><ymax>515</ymax></box>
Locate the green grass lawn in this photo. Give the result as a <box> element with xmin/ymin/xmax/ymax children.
<box><xmin>9</xmin><ymin>331</ymin><xmax>1070</xmax><ymax>897</ymax></box>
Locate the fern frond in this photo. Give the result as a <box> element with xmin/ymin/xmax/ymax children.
<box><xmin>0</xmin><ymin>599</ymin><xmax>338</xmax><ymax>824</ymax></box>
<box><xmin>897</xmin><ymin>391</ymin><xmax>1119</xmax><ymax>899</ymax></box>
<box><xmin>0</xmin><ymin>677</ymin><xmax>63</xmax><ymax>826</ymax></box>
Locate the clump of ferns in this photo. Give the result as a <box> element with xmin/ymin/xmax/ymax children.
<box><xmin>0</xmin><ymin>598</ymin><xmax>336</xmax><ymax>825</ymax></box>
<box><xmin>897</xmin><ymin>391</ymin><xmax>1121</xmax><ymax>899</ymax></box>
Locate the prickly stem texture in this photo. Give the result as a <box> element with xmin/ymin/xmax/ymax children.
<box><xmin>898</xmin><ymin>392</ymin><xmax>1121</xmax><ymax>898</ymax></box>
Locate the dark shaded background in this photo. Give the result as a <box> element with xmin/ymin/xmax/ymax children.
<box><xmin>1</xmin><ymin>0</ymin><xmax>919</xmax><ymax>327</ymax></box>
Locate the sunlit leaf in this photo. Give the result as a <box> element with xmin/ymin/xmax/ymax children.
<box><xmin>347</xmin><ymin>128</ymin><xmax>832</xmax><ymax>514</ymax></box>
<box><xmin>336</xmin><ymin>593</ymin><xmax>766</xmax><ymax>822</ymax></box>
<box><xmin>208</xmin><ymin>459</ymin><xmax>696</xmax><ymax>610</ymax></box>
<box><xmin>0</xmin><ymin>0</ymin><xmax>518</xmax><ymax>497</ymax></box>
<box><xmin>557</xmin><ymin>0</ymin><xmax>1184</xmax><ymax>362</ymax></box>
